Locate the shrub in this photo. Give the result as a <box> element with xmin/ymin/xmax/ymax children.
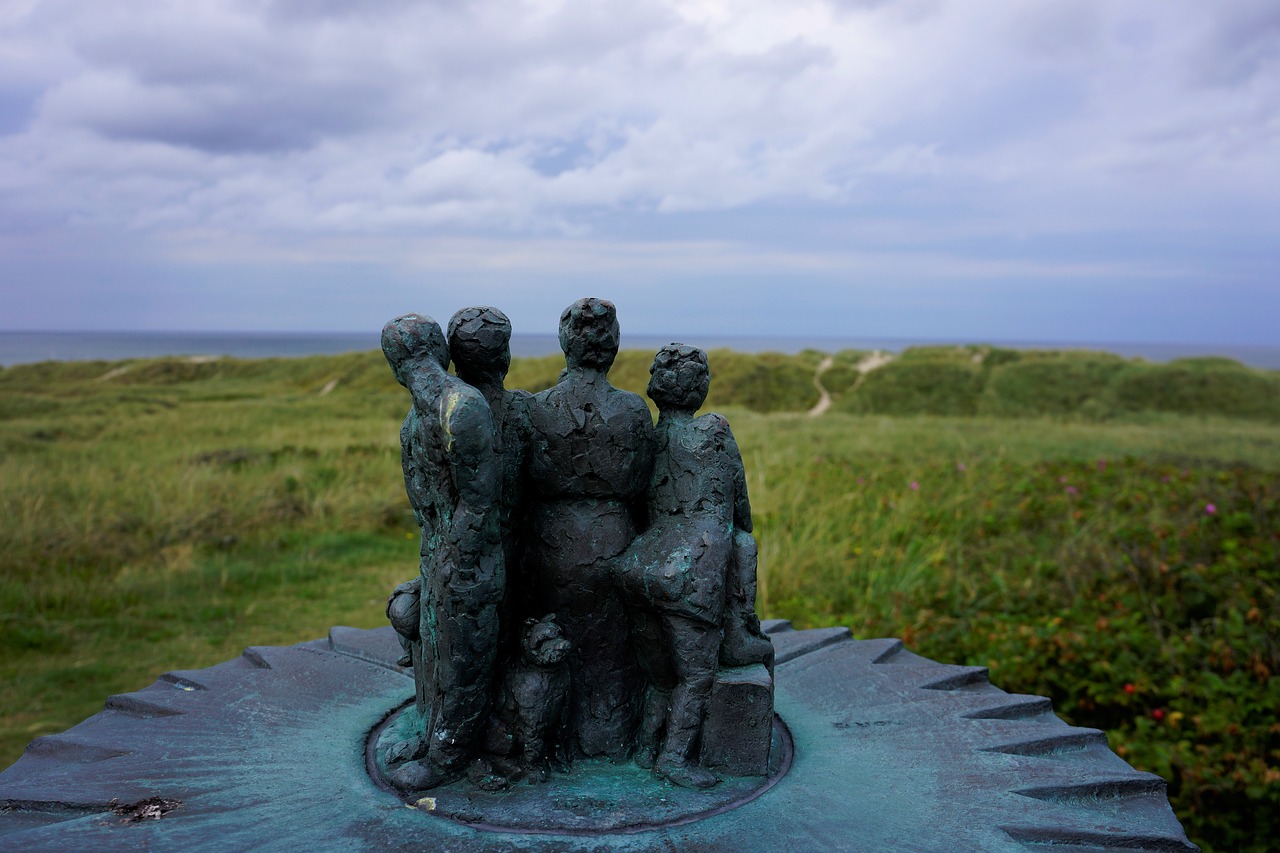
<box><xmin>1108</xmin><ymin>363</ymin><xmax>1280</xmax><ymax>421</ymax></box>
<box><xmin>703</xmin><ymin>350</ymin><xmax>819</xmax><ymax>413</ymax></box>
<box><xmin>980</xmin><ymin>352</ymin><xmax>1127</xmax><ymax>418</ymax></box>
<box><xmin>843</xmin><ymin>359</ymin><xmax>984</xmax><ymax>416</ymax></box>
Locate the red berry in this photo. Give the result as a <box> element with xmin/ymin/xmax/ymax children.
<box><xmin>1152</xmin><ymin>708</ymin><xmax>1166</xmax><ymax>721</ymax></box>
<box><xmin>1123</xmin><ymin>683</ymin><xmax>1136</xmax><ymax>694</ymax></box>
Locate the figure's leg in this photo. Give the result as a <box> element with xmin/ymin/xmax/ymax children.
<box><xmin>720</xmin><ymin>529</ymin><xmax>775</xmax><ymax>671</ymax></box>
<box><xmin>628</xmin><ymin>608</ymin><xmax>674</xmax><ymax>769</ymax></box>
<box><xmin>528</xmin><ymin>503</ymin><xmax>642</xmax><ymax>760</ymax></box>
<box><xmin>566</xmin><ymin>582</ymin><xmax>642</xmax><ymax>759</ymax></box>
<box><xmin>654</xmin><ymin>614</ymin><xmax>720</xmax><ymax>789</ymax></box>
<box><xmin>517</xmin><ymin>718</ymin><xmax>551</xmax><ymax>784</ymax></box>
<box><xmin>428</xmin><ymin>600</ymin><xmax>500</xmax><ymax>772</ymax></box>
<box><xmin>380</xmin><ymin>577</ymin><xmax>434</xmax><ymax>774</ymax></box>
<box><xmin>634</xmin><ymin>683</ymin><xmax>669</xmax><ymax>770</ymax></box>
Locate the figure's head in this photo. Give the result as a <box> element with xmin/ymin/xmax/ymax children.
<box><xmin>647</xmin><ymin>343</ymin><xmax>710</xmax><ymax>413</ymax></box>
<box><xmin>558</xmin><ymin>298</ymin><xmax>620</xmax><ymax>371</ymax></box>
<box><xmin>381</xmin><ymin>313</ymin><xmax>449</xmax><ymax>386</ymax></box>
<box><xmin>448</xmin><ymin>306</ymin><xmax>512</xmax><ymax>387</ymax></box>
<box><xmin>522</xmin><ymin>615</ymin><xmax>570</xmax><ymax>667</ymax></box>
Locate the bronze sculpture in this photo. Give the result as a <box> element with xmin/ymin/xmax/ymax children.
<box><xmin>375</xmin><ymin>299</ymin><xmax>774</xmax><ymax>791</ymax></box>
<box><xmin>378</xmin><ymin>314</ymin><xmax>505</xmax><ymax>791</ymax></box>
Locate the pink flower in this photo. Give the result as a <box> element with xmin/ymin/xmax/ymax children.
<box><xmin>1205</xmin><ymin>503</ymin><xmax>1216</xmax><ymax>515</ymax></box>
<box><xmin>956</xmin><ymin>463</ymin><xmax>967</xmax><ymax>472</ymax></box>
<box><xmin>1065</xmin><ymin>485</ymin><xmax>1078</xmax><ymax>495</ymax></box>
<box><xmin>909</xmin><ymin>481</ymin><xmax>919</xmax><ymax>491</ymax></box>
<box><xmin>1097</xmin><ymin>460</ymin><xmax>1107</xmax><ymax>471</ymax></box>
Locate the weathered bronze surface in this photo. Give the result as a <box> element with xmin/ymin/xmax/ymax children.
<box><xmin>378</xmin><ymin>314</ymin><xmax>505</xmax><ymax>791</ymax></box>
<box><xmin>374</xmin><ymin>299</ymin><xmax>774</xmax><ymax>793</ymax></box>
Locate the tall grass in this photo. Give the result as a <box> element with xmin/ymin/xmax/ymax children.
<box><xmin>2</xmin><ymin>350</ymin><xmax>1278</xmax><ymax>851</ymax></box>
<box><xmin>839</xmin><ymin>346</ymin><xmax>1280</xmax><ymax>423</ymax></box>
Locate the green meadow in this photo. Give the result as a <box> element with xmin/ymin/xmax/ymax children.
<box><xmin>2</xmin><ymin>346</ymin><xmax>1277</xmax><ymax>851</ymax></box>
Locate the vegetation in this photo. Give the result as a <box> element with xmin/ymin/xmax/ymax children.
<box><xmin>834</xmin><ymin>345</ymin><xmax>1280</xmax><ymax>423</ymax></box>
<box><xmin>1</xmin><ymin>346</ymin><xmax>1277</xmax><ymax>851</ymax></box>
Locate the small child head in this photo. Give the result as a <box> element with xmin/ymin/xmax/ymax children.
<box><xmin>523</xmin><ymin>615</ymin><xmax>570</xmax><ymax>667</ymax></box>
<box><xmin>647</xmin><ymin>343</ymin><xmax>710</xmax><ymax>413</ymax></box>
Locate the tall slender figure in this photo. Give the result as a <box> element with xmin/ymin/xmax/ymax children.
<box><xmin>380</xmin><ymin>313</ymin><xmax>504</xmax><ymax>790</ymax></box>
<box><xmin>525</xmin><ymin>298</ymin><xmax>654</xmax><ymax>759</ymax></box>
<box><xmin>447</xmin><ymin>306</ymin><xmax>533</xmax><ymax>657</ymax></box>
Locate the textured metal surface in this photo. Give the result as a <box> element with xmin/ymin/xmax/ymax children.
<box><xmin>0</xmin><ymin>624</ymin><xmax>1197</xmax><ymax>851</ymax></box>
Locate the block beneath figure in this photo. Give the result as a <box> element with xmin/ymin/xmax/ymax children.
<box><xmin>700</xmin><ymin>663</ymin><xmax>773</xmax><ymax>776</ymax></box>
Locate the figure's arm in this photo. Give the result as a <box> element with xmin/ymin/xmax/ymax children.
<box><xmin>439</xmin><ymin>386</ymin><xmax>501</xmax><ymax>563</ymax></box>
<box><xmin>399</xmin><ymin>413</ymin><xmax>424</xmax><ymax>528</ymax></box>
<box><xmin>508</xmin><ymin>391</ymin><xmax>533</xmax><ymax>522</ymax></box>
<box><xmin>627</xmin><ymin>393</ymin><xmax>656</xmax><ymax>502</ymax></box>
<box><xmin>723</xmin><ymin>420</ymin><xmax>753</xmax><ymax>533</ymax></box>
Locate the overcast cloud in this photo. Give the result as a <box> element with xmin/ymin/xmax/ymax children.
<box><xmin>1</xmin><ymin>0</ymin><xmax>1277</xmax><ymax>343</ymax></box>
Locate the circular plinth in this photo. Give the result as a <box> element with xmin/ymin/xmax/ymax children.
<box><xmin>0</xmin><ymin>622</ymin><xmax>1197</xmax><ymax>851</ymax></box>
<box><xmin>367</xmin><ymin>703</ymin><xmax>791</xmax><ymax>834</ymax></box>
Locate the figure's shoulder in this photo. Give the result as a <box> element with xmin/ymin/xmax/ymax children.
<box><xmin>693</xmin><ymin>412</ymin><xmax>739</xmax><ymax>451</ymax></box>
<box><xmin>442</xmin><ymin>374</ymin><xmax>487</xmax><ymax>403</ymax></box>
<box><xmin>607</xmin><ymin>385</ymin><xmax>651</xmax><ymax>416</ymax></box>
<box><xmin>439</xmin><ymin>377</ymin><xmax>492</xmax><ymax>428</ymax></box>
<box><xmin>695</xmin><ymin>411</ymin><xmax>732</xmax><ymax>435</ymax></box>
<box><xmin>503</xmin><ymin>388</ymin><xmax>535</xmax><ymax>429</ymax></box>
<box><xmin>506</xmin><ymin>388</ymin><xmax>534</xmax><ymax>402</ymax></box>
<box><xmin>532</xmin><ymin>380</ymin><xmax>566</xmax><ymax>406</ymax></box>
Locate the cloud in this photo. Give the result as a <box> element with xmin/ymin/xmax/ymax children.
<box><xmin>0</xmin><ymin>0</ymin><xmax>1276</xmax><ymax>343</ymax></box>
<box><xmin>2</xmin><ymin>0</ymin><xmax>1274</xmax><ymax>235</ymax></box>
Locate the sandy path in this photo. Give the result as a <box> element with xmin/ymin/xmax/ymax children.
<box><xmin>806</xmin><ymin>350</ymin><xmax>896</xmax><ymax>417</ymax></box>
<box><xmin>807</xmin><ymin>355</ymin><xmax>835</xmax><ymax>417</ymax></box>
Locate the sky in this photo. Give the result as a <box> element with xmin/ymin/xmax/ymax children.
<box><xmin>0</xmin><ymin>0</ymin><xmax>1277</xmax><ymax>345</ymax></box>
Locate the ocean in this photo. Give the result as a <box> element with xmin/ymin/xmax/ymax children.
<box><xmin>2</xmin><ymin>330</ymin><xmax>1279</xmax><ymax>370</ymax></box>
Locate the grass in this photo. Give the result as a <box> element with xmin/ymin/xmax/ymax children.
<box><xmin>1</xmin><ymin>348</ymin><xmax>1278</xmax><ymax>851</ymax></box>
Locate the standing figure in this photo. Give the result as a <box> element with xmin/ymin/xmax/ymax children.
<box><xmin>379</xmin><ymin>313</ymin><xmax>504</xmax><ymax>790</ymax></box>
<box><xmin>525</xmin><ymin>298</ymin><xmax>654</xmax><ymax>759</ymax></box>
<box><xmin>613</xmin><ymin>343</ymin><xmax>772</xmax><ymax>789</ymax></box>
<box><xmin>447</xmin><ymin>306</ymin><xmax>533</xmax><ymax>656</ymax></box>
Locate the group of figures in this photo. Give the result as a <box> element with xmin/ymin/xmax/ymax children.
<box><xmin>376</xmin><ymin>298</ymin><xmax>774</xmax><ymax>793</ymax></box>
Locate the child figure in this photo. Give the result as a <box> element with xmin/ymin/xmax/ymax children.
<box><xmin>613</xmin><ymin>343</ymin><xmax>772</xmax><ymax>789</ymax></box>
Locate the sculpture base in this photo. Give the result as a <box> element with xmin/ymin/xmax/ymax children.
<box><xmin>368</xmin><ymin>702</ymin><xmax>791</xmax><ymax>834</ymax></box>
<box><xmin>0</xmin><ymin>622</ymin><xmax>1197</xmax><ymax>851</ymax></box>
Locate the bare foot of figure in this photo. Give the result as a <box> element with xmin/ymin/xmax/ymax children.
<box><xmin>655</xmin><ymin>759</ymin><xmax>720</xmax><ymax>790</ymax></box>
<box><xmin>387</xmin><ymin>757</ymin><xmax>458</xmax><ymax>792</ymax></box>
<box><xmin>385</xmin><ymin>734</ymin><xmax>427</xmax><ymax>766</ymax></box>
<box><xmin>466</xmin><ymin>757</ymin><xmax>512</xmax><ymax>792</ymax></box>
<box><xmin>634</xmin><ymin>742</ymin><xmax>656</xmax><ymax>770</ymax></box>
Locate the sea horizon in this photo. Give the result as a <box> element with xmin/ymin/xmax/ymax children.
<box><xmin>2</xmin><ymin>329</ymin><xmax>1279</xmax><ymax>370</ymax></box>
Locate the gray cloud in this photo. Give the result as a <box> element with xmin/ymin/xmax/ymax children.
<box><xmin>3</xmin><ymin>0</ymin><xmax>1274</xmax><ymax>233</ymax></box>
<box><xmin>1198</xmin><ymin>1</ymin><xmax>1280</xmax><ymax>86</ymax></box>
<box><xmin>0</xmin><ymin>0</ymin><xmax>1276</xmax><ymax>344</ymax></box>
